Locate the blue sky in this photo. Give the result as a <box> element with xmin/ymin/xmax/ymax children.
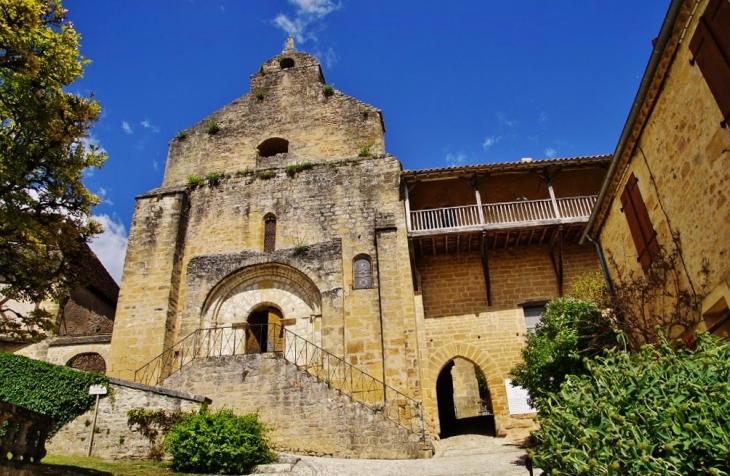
<box><xmin>65</xmin><ymin>0</ymin><xmax>670</xmax><ymax>282</ymax></box>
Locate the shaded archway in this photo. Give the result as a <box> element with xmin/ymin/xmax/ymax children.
<box><xmin>425</xmin><ymin>342</ymin><xmax>507</xmax><ymax>436</ymax></box>
<box><xmin>245</xmin><ymin>305</ymin><xmax>283</xmax><ymax>353</ymax></box>
<box><xmin>436</xmin><ymin>357</ymin><xmax>495</xmax><ymax>438</ymax></box>
<box><xmin>67</xmin><ymin>353</ymin><xmax>106</xmax><ymax>374</ymax></box>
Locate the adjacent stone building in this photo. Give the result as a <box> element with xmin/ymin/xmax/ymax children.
<box><xmin>584</xmin><ymin>0</ymin><xmax>730</xmax><ymax>342</ymax></box>
<box><xmin>104</xmin><ymin>39</ymin><xmax>608</xmax><ymax>454</ymax></box>
<box><xmin>0</xmin><ymin>245</ymin><xmax>119</xmax><ymax>373</ymax></box>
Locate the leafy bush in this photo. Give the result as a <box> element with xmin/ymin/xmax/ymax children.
<box><xmin>509</xmin><ymin>298</ymin><xmax>616</xmax><ymax>409</ymax></box>
<box><xmin>206</xmin><ymin>171</ymin><xmax>224</xmax><ymax>186</ymax></box>
<box><xmin>186</xmin><ymin>174</ymin><xmax>204</xmax><ymax>187</ymax></box>
<box><xmin>165</xmin><ymin>409</ymin><xmax>275</xmax><ymax>474</ymax></box>
<box><xmin>569</xmin><ymin>270</ymin><xmax>610</xmax><ymax>309</ymax></box>
<box><xmin>206</xmin><ymin>120</ymin><xmax>220</xmax><ymax>135</ymax></box>
<box><xmin>532</xmin><ymin>332</ymin><xmax>730</xmax><ymax>475</ymax></box>
<box><xmin>322</xmin><ymin>84</ymin><xmax>334</xmax><ymax>97</ymax></box>
<box><xmin>127</xmin><ymin>408</ymin><xmax>191</xmax><ymax>460</ymax></box>
<box><xmin>0</xmin><ymin>352</ymin><xmax>108</xmax><ymax>433</ymax></box>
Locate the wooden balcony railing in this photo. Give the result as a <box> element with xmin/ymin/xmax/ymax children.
<box><xmin>408</xmin><ymin>195</ymin><xmax>597</xmax><ymax>232</ymax></box>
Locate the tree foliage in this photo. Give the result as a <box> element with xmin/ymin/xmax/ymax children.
<box><xmin>509</xmin><ymin>298</ymin><xmax>617</xmax><ymax>409</ymax></box>
<box><xmin>532</xmin><ymin>332</ymin><xmax>730</xmax><ymax>475</ymax></box>
<box><xmin>0</xmin><ymin>0</ymin><xmax>105</xmax><ymax>339</ymax></box>
<box><xmin>165</xmin><ymin>409</ymin><xmax>276</xmax><ymax>474</ymax></box>
<box><xmin>0</xmin><ymin>351</ymin><xmax>109</xmax><ymax>434</ymax></box>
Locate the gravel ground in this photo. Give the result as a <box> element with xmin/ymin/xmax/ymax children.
<box><xmin>263</xmin><ymin>435</ymin><xmax>533</xmax><ymax>476</ymax></box>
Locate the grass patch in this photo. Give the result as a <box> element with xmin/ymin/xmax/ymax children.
<box><xmin>258</xmin><ymin>170</ymin><xmax>276</xmax><ymax>180</ymax></box>
<box><xmin>285</xmin><ymin>162</ymin><xmax>313</xmax><ymax>177</ymax></box>
<box><xmin>43</xmin><ymin>454</ymin><xmax>208</xmax><ymax>476</ymax></box>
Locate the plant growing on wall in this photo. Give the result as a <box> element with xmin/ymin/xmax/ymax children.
<box><xmin>255</xmin><ymin>89</ymin><xmax>265</xmax><ymax>100</ymax></box>
<box><xmin>293</xmin><ymin>238</ymin><xmax>309</xmax><ymax>255</ymax></box>
<box><xmin>127</xmin><ymin>408</ymin><xmax>192</xmax><ymax>460</ymax></box>
<box><xmin>322</xmin><ymin>84</ymin><xmax>335</xmax><ymax>97</ymax></box>
<box><xmin>607</xmin><ymin>240</ymin><xmax>709</xmax><ymax>351</ymax></box>
<box><xmin>175</xmin><ymin>129</ymin><xmax>187</xmax><ymax>140</ymax></box>
<box><xmin>236</xmin><ymin>168</ymin><xmax>254</xmax><ymax>177</ymax></box>
<box><xmin>0</xmin><ymin>352</ymin><xmax>109</xmax><ymax>434</ymax></box>
<box><xmin>206</xmin><ymin>120</ymin><xmax>220</xmax><ymax>135</ymax></box>
<box><xmin>285</xmin><ymin>162</ymin><xmax>313</xmax><ymax>177</ymax></box>
<box><xmin>531</xmin><ymin>332</ymin><xmax>730</xmax><ymax>475</ymax></box>
<box><xmin>357</xmin><ymin>144</ymin><xmax>372</xmax><ymax>157</ymax></box>
<box><xmin>206</xmin><ymin>171</ymin><xmax>224</xmax><ymax>186</ymax></box>
<box><xmin>186</xmin><ymin>174</ymin><xmax>204</xmax><ymax>187</ymax></box>
<box><xmin>258</xmin><ymin>170</ymin><xmax>276</xmax><ymax>180</ymax></box>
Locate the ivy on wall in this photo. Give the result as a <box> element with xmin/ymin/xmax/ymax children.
<box><xmin>0</xmin><ymin>352</ymin><xmax>108</xmax><ymax>433</ymax></box>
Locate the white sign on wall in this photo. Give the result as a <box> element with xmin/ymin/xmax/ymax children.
<box><xmin>88</xmin><ymin>384</ymin><xmax>107</xmax><ymax>395</ymax></box>
<box><xmin>504</xmin><ymin>379</ymin><xmax>536</xmax><ymax>415</ymax></box>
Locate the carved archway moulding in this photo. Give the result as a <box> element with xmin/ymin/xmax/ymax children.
<box><xmin>201</xmin><ymin>262</ymin><xmax>322</xmax><ymax>328</ymax></box>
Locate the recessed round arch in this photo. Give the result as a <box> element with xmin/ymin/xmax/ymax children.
<box><xmin>257</xmin><ymin>137</ymin><xmax>289</xmax><ymax>157</ymax></box>
<box><xmin>201</xmin><ymin>262</ymin><xmax>322</xmax><ymax>328</ymax></box>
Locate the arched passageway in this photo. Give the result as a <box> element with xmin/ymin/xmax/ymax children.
<box><xmin>67</xmin><ymin>352</ymin><xmax>107</xmax><ymax>374</ymax></box>
<box><xmin>436</xmin><ymin>357</ymin><xmax>495</xmax><ymax>438</ymax></box>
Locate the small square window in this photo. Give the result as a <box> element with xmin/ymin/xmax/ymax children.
<box><xmin>523</xmin><ymin>305</ymin><xmax>546</xmax><ymax>333</ymax></box>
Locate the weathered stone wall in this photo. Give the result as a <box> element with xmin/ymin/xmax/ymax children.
<box><xmin>162</xmin><ymin>50</ymin><xmax>385</xmax><ymax>187</ymax></box>
<box><xmin>162</xmin><ymin>353</ymin><xmax>422</xmax><ymax>459</ymax></box>
<box><xmin>57</xmin><ymin>288</ymin><xmax>114</xmax><ymax>336</ymax></box>
<box><xmin>596</xmin><ymin>0</ymin><xmax>730</xmax><ymax>328</ymax></box>
<box><xmin>414</xmin><ymin>244</ymin><xmax>599</xmax><ymax>436</ymax></box>
<box><xmin>108</xmin><ymin>191</ymin><xmax>188</xmax><ymax>379</ymax></box>
<box><xmin>47</xmin><ymin>378</ymin><xmax>207</xmax><ymax>460</ymax></box>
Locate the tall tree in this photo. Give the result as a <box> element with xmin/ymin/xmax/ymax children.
<box><xmin>0</xmin><ymin>0</ymin><xmax>106</xmax><ymax>340</ymax></box>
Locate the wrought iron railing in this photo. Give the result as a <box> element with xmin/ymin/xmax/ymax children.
<box><xmin>408</xmin><ymin>195</ymin><xmax>598</xmax><ymax>232</ymax></box>
<box><xmin>134</xmin><ymin>324</ymin><xmax>425</xmax><ymax>437</ymax></box>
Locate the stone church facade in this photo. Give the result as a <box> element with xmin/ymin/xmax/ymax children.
<box><xmin>107</xmin><ymin>40</ymin><xmax>607</xmax><ymax>452</ymax></box>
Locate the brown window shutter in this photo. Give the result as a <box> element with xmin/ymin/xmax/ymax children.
<box><xmin>704</xmin><ymin>0</ymin><xmax>730</xmax><ymax>57</ymax></box>
<box><xmin>264</xmin><ymin>217</ymin><xmax>276</xmax><ymax>252</ymax></box>
<box><xmin>621</xmin><ymin>174</ymin><xmax>658</xmax><ymax>270</ymax></box>
<box><xmin>690</xmin><ymin>3</ymin><xmax>730</xmax><ymax>124</ymax></box>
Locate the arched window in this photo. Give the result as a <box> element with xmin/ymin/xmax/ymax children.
<box><xmin>258</xmin><ymin>138</ymin><xmax>289</xmax><ymax>157</ymax></box>
<box><xmin>280</xmin><ymin>58</ymin><xmax>295</xmax><ymax>69</ymax></box>
<box><xmin>264</xmin><ymin>215</ymin><xmax>276</xmax><ymax>252</ymax></box>
<box><xmin>353</xmin><ymin>255</ymin><xmax>372</xmax><ymax>289</ymax></box>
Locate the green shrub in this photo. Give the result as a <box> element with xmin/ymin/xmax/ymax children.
<box><xmin>569</xmin><ymin>270</ymin><xmax>610</xmax><ymax>309</ymax></box>
<box><xmin>127</xmin><ymin>408</ymin><xmax>191</xmax><ymax>460</ymax></box>
<box><xmin>509</xmin><ymin>298</ymin><xmax>616</xmax><ymax>409</ymax></box>
<box><xmin>322</xmin><ymin>84</ymin><xmax>334</xmax><ymax>97</ymax></box>
<box><xmin>532</xmin><ymin>332</ymin><xmax>730</xmax><ymax>475</ymax></box>
<box><xmin>165</xmin><ymin>409</ymin><xmax>275</xmax><ymax>474</ymax></box>
<box><xmin>255</xmin><ymin>89</ymin><xmax>265</xmax><ymax>100</ymax></box>
<box><xmin>258</xmin><ymin>170</ymin><xmax>276</xmax><ymax>180</ymax></box>
<box><xmin>285</xmin><ymin>162</ymin><xmax>313</xmax><ymax>177</ymax></box>
<box><xmin>175</xmin><ymin>129</ymin><xmax>187</xmax><ymax>140</ymax></box>
<box><xmin>236</xmin><ymin>168</ymin><xmax>254</xmax><ymax>177</ymax></box>
<box><xmin>0</xmin><ymin>352</ymin><xmax>108</xmax><ymax>434</ymax></box>
<box><xmin>357</xmin><ymin>144</ymin><xmax>372</xmax><ymax>157</ymax></box>
<box><xmin>206</xmin><ymin>120</ymin><xmax>220</xmax><ymax>135</ymax></box>
<box><xmin>206</xmin><ymin>171</ymin><xmax>224</xmax><ymax>186</ymax></box>
<box><xmin>186</xmin><ymin>174</ymin><xmax>204</xmax><ymax>187</ymax></box>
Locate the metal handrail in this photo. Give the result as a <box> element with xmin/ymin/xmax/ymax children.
<box><xmin>133</xmin><ymin>324</ymin><xmax>425</xmax><ymax>438</ymax></box>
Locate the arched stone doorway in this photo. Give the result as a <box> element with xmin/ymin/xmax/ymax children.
<box><xmin>67</xmin><ymin>353</ymin><xmax>107</xmax><ymax>374</ymax></box>
<box><xmin>245</xmin><ymin>305</ymin><xmax>283</xmax><ymax>353</ymax></box>
<box><xmin>435</xmin><ymin>357</ymin><xmax>495</xmax><ymax>438</ymax></box>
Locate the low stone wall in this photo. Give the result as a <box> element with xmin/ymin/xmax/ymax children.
<box><xmin>46</xmin><ymin>378</ymin><xmax>208</xmax><ymax>460</ymax></box>
<box><xmin>162</xmin><ymin>353</ymin><xmax>423</xmax><ymax>459</ymax></box>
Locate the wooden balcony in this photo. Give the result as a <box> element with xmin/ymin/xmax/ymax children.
<box><xmin>408</xmin><ymin>196</ymin><xmax>597</xmax><ymax>255</ymax></box>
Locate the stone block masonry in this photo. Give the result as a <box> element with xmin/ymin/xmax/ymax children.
<box><xmin>162</xmin><ymin>353</ymin><xmax>423</xmax><ymax>459</ymax></box>
<box><xmin>46</xmin><ymin>378</ymin><xmax>207</xmax><ymax>460</ymax></box>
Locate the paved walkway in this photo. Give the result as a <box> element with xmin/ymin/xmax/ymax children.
<box><xmin>259</xmin><ymin>435</ymin><xmax>531</xmax><ymax>476</ymax></box>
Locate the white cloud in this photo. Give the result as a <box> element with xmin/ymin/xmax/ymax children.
<box><xmin>140</xmin><ymin>119</ymin><xmax>160</xmax><ymax>133</ymax></box>
<box><xmin>273</xmin><ymin>0</ymin><xmax>340</xmax><ymax>44</ymax></box>
<box><xmin>97</xmin><ymin>187</ymin><xmax>113</xmax><ymax>206</ymax></box>
<box><xmin>152</xmin><ymin>160</ymin><xmax>160</xmax><ymax>171</ymax></box>
<box><xmin>122</xmin><ymin>121</ymin><xmax>133</xmax><ymax>134</ymax></box>
<box><xmin>482</xmin><ymin>135</ymin><xmax>502</xmax><ymax>150</ymax></box>
<box><xmin>545</xmin><ymin>147</ymin><xmax>557</xmax><ymax>158</ymax></box>
<box><xmin>89</xmin><ymin>214</ymin><xmax>128</xmax><ymax>284</ymax></box>
<box><xmin>321</xmin><ymin>47</ymin><xmax>339</xmax><ymax>68</ymax></box>
<box><xmin>538</xmin><ymin>112</ymin><xmax>547</xmax><ymax>124</ymax></box>
<box><xmin>445</xmin><ymin>152</ymin><xmax>467</xmax><ymax>166</ymax></box>
<box><xmin>497</xmin><ymin>113</ymin><xmax>518</xmax><ymax>128</ymax></box>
